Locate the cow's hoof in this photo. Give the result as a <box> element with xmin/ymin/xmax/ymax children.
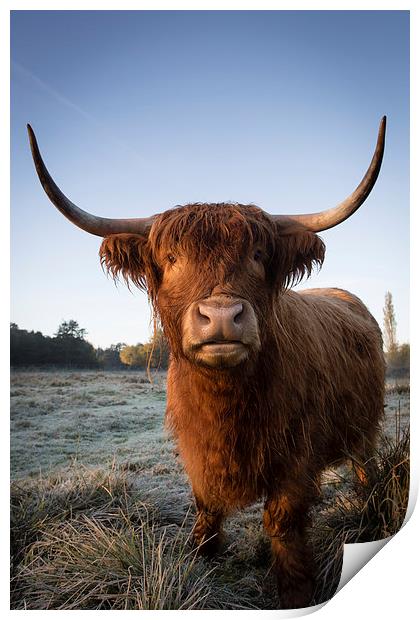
<box><xmin>278</xmin><ymin>577</ymin><xmax>314</xmax><ymax>609</ymax></box>
<box><xmin>193</xmin><ymin>532</ymin><xmax>223</xmax><ymax>558</ymax></box>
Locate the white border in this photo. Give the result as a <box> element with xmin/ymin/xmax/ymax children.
<box><xmin>4</xmin><ymin>2</ymin><xmax>417</xmax><ymax>618</ymax></box>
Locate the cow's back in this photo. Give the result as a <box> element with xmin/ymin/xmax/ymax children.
<box><xmin>298</xmin><ymin>287</ymin><xmax>376</xmax><ymax>320</ymax></box>
<box><xmin>280</xmin><ymin>287</ymin><xmax>385</xmax><ymax>466</ymax></box>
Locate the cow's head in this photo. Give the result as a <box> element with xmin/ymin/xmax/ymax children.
<box><xmin>27</xmin><ymin>118</ymin><xmax>386</xmax><ymax>370</ymax></box>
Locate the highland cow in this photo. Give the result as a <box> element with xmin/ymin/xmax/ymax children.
<box><xmin>27</xmin><ymin>117</ymin><xmax>386</xmax><ymax>608</ymax></box>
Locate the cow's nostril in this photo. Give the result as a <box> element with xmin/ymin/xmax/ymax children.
<box><xmin>197</xmin><ymin>304</ymin><xmax>211</xmax><ymax>325</ymax></box>
<box><xmin>233</xmin><ymin>304</ymin><xmax>244</xmax><ymax>324</ymax></box>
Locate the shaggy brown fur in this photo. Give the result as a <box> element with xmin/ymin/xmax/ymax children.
<box><xmin>100</xmin><ymin>202</ymin><xmax>385</xmax><ymax>609</ymax></box>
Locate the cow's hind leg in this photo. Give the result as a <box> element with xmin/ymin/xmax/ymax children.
<box><xmin>193</xmin><ymin>495</ymin><xmax>225</xmax><ymax>557</ymax></box>
<box><xmin>353</xmin><ymin>459</ymin><xmax>376</xmax><ymax>487</ymax></box>
<box><xmin>263</xmin><ymin>488</ymin><xmax>317</xmax><ymax>609</ymax></box>
<box><xmin>352</xmin><ymin>438</ymin><xmax>378</xmax><ymax>496</ymax></box>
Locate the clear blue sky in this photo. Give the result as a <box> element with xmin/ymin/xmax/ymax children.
<box><xmin>11</xmin><ymin>10</ymin><xmax>409</xmax><ymax>348</ymax></box>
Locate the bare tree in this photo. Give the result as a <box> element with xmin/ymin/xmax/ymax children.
<box><xmin>383</xmin><ymin>291</ymin><xmax>397</xmax><ymax>353</ymax></box>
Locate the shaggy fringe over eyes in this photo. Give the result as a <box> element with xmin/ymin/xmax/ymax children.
<box><xmin>147</xmin><ymin>202</ymin><xmax>325</xmax><ymax>289</ymax></box>
<box><xmin>148</xmin><ymin>203</ymin><xmax>277</xmax><ymax>264</ymax></box>
<box><xmin>99</xmin><ymin>234</ymin><xmax>150</xmax><ymax>291</ymax></box>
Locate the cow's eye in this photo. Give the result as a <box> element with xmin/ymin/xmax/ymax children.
<box><xmin>167</xmin><ymin>254</ymin><xmax>177</xmax><ymax>265</ymax></box>
<box><xmin>253</xmin><ymin>250</ymin><xmax>263</xmax><ymax>261</ymax></box>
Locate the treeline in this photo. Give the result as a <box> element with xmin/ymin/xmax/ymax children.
<box><xmin>10</xmin><ymin>321</ymin><xmax>169</xmax><ymax>370</ymax></box>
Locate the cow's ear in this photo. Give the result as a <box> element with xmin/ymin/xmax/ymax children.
<box><xmin>99</xmin><ymin>234</ymin><xmax>151</xmax><ymax>290</ymax></box>
<box><xmin>273</xmin><ymin>228</ymin><xmax>326</xmax><ymax>288</ymax></box>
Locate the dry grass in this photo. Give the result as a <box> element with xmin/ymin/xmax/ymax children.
<box><xmin>312</xmin><ymin>424</ymin><xmax>410</xmax><ymax>603</ymax></box>
<box><xmin>10</xmin><ymin>370</ymin><xmax>410</xmax><ymax>610</ymax></box>
<box><xmin>11</xmin><ymin>465</ymin><xmax>258</xmax><ymax>610</ymax></box>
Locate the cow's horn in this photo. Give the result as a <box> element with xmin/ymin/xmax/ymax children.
<box><xmin>27</xmin><ymin>124</ymin><xmax>156</xmax><ymax>237</ymax></box>
<box><xmin>272</xmin><ymin>116</ymin><xmax>386</xmax><ymax>232</ymax></box>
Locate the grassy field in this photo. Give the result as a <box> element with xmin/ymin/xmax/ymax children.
<box><xmin>10</xmin><ymin>369</ymin><xmax>410</xmax><ymax>610</ymax></box>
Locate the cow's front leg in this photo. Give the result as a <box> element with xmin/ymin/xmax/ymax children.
<box><xmin>193</xmin><ymin>495</ymin><xmax>225</xmax><ymax>557</ymax></box>
<box><xmin>263</xmin><ymin>492</ymin><xmax>315</xmax><ymax>609</ymax></box>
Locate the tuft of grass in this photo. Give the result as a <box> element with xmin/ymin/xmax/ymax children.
<box><xmin>13</xmin><ymin>515</ymin><xmax>215</xmax><ymax>610</ymax></box>
<box><xmin>311</xmin><ymin>425</ymin><xmax>410</xmax><ymax>604</ymax></box>
<box><xmin>10</xmin><ymin>465</ymin><xmax>256</xmax><ymax>610</ymax></box>
<box><xmin>11</xmin><ymin>465</ymin><xmax>137</xmax><ymax>577</ymax></box>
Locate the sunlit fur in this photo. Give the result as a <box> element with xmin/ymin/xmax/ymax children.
<box><xmin>99</xmin><ymin>202</ymin><xmax>385</xmax><ymax>609</ymax></box>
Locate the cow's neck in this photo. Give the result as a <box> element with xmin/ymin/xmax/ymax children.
<box><xmin>168</xmin><ymin>350</ymin><xmax>279</xmax><ymax>418</ymax></box>
<box><xmin>165</xmin><ymin>351</ymin><xmax>287</xmax><ymax>503</ymax></box>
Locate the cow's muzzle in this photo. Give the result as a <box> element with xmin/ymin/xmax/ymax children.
<box><xmin>182</xmin><ymin>295</ymin><xmax>261</xmax><ymax>368</ymax></box>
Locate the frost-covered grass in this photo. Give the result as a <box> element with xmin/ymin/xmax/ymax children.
<box><xmin>10</xmin><ymin>370</ymin><xmax>170</xmax><ymax>478</ymax></box>
<box><xmin>10</xmin><ymin>369</ymin><xmax>410</xmax><ymax>610</ymax></box>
